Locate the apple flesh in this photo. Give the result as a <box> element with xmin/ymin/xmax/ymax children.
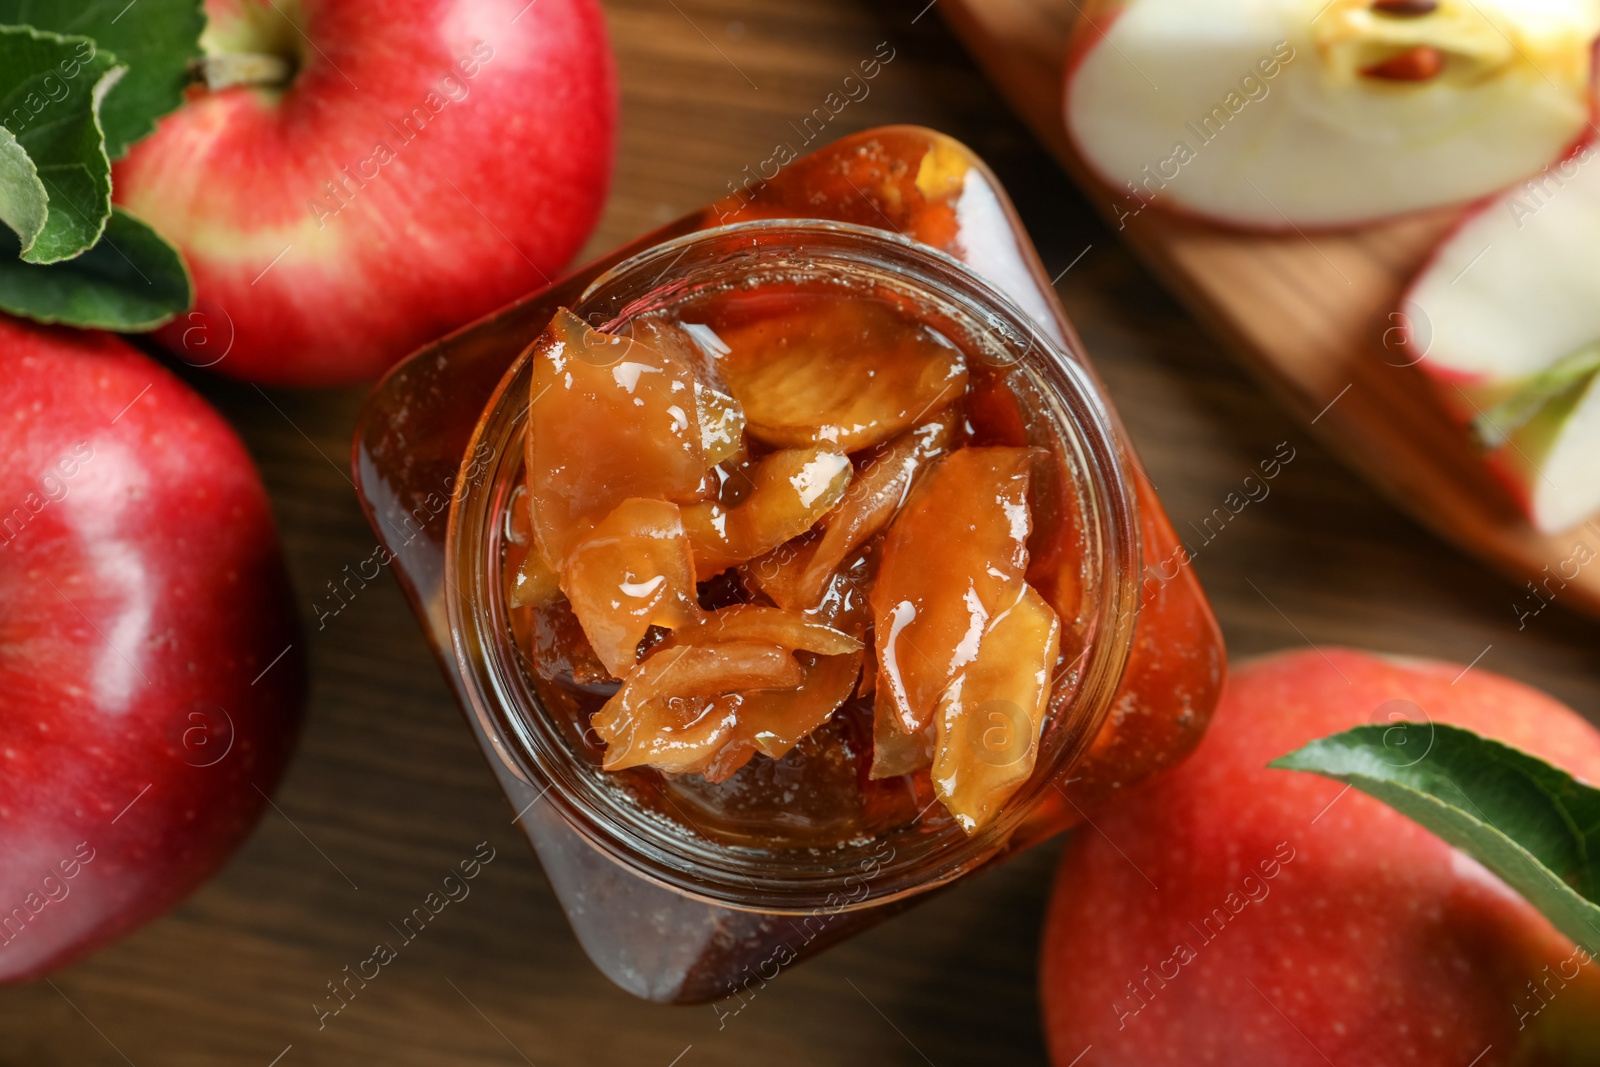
<box><xmin>1403</xmin><ymin>143</ymin><xmax>1600</xmax><ymax>532</ymax></box>
<box><xmin>1064</xmin><ymin>0</ymin><xmax>1598</xmax><ymax>228</ymax></box>
<box><xmin>0</xmin><ymin>317</ymin><xmax>305</xmax><ymax>981</ymax></box>
<box><xmin>1472</xmin><ymin>366</ymin><xmax>1600</xmax><ymax>534</ymax></box>
<box><xmin>113</xmin><ymin>0</ymin><xmax>617</xmax><ymax>386</ymax></box>
<box><xmin>1041</xmin><ymin>648</ymin><xmax>1600</xmax><ymax>1066</ymax></box>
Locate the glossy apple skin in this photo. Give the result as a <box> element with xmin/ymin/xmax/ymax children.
<box><xmin>1042</xmin><ymin>649</ymin><xmax>1600</xmax><ymax>1067</ymax></box>
<box><xmin>113</xmin><ymin>0</ymin><xmax>617</xmax><ymax>386</ymax></box>
<box><xmin>0</xmin><ymin>318</ymin><xmax>305</xmax><ymax>981</ymax></box>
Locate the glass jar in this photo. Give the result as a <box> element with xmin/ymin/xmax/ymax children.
<box><xmin>352</xmin><ymin>127</ymin><xmax>1224</xmax><ymax>1004</ymax></box>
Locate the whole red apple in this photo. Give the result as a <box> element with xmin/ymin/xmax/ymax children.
<box><xmin>1041</xmin><ymin>649</ymin><xmax>1600</xmax><ymax>1066</ymax></box>
<box><xmin>0</xmin><ymin>318</ymin><xmax>305</xmax><ymax>981</ymax></box>
<box><xmin>112</xmin><ymin>0</ymin><xmax>617</xmax><ymax>386</ymax></box>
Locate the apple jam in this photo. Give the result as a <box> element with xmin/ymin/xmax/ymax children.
<box><xmin>368</xmin><ymin>128</ymin><xmax>1224</xmax><ymax>1003</ymax></box>
<box><xmin>504</xmin><ymin>285</ymin><xmax>1096</xmax><ymax>846</ymax></box>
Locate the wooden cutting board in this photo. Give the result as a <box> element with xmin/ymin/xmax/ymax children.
<box><xmin>941</xmin><ymin>0</ymin><xmax>1600</xmax><ymax>619</ymax></box>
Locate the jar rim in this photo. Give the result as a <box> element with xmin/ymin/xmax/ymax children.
<box><xmin>445</xmin><ymin>218</ymin><xmax>1142</xmax><ymax>913</ymax></box>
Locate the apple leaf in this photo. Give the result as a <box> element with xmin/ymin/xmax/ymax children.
<box><xmin>0</xmin><ymin>122</ymin><xmax>46</xmax><ymax>251</ymax></box>
<box><xmin>0</xmin><ymin>0</ymin><xmax>207</xmax><ymax>159</ymax></box>
<box><xmin>0</xmin><ymin>205</ymin><xmax>190</xmax><ymax>329</ymax></box>
<box><xmin>0</xmin><ymin>25</ymin><xmax>123</xmax><ymax>263</ymax></box>
<box><xmin>1472</xmin><ymin>341</ymin><xmax>1600</xmax><ymax>451</ymax></box>
<box><xmin>1271</xmin><ymin>723</ymin><xmax>1600</xmax><ymax>951</ymax></box>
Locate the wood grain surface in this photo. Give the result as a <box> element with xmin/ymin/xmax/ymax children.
<box><xmin>3</xmin><ymin>1</ymin><xmax>1599</xmax><ymax>1065</ymax></box>
<box><xmin>941</xmin><ymin>0</ymin><xmax>1600</xmax><ymax>617</ymax></box>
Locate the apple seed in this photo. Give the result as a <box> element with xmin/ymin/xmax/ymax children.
<box><xmin>1371</xmin><ymin>0</ymin><xmax>1438</xmax><ymax>16</ymax></box>
<box><xmin>1361</xmin><ymin>45</ymin><xmax>1445</xmax><ymax>80</ymax></box>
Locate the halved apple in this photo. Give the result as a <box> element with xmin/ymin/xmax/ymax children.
<box><xmin>1403</xmin><ymin>146</ymin><xmax>1600</xmax><ymax>531</ymax></box>
<box><xmin>1065</xmin><ymin>0</ymin><xmax>1599</xmax><ymax>228</ymax></box>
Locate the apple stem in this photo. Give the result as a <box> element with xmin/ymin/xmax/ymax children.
<box><xmin>189</xmin><ymin>54</ymin><xmax>296</xmax><ymax>92</ymax></box>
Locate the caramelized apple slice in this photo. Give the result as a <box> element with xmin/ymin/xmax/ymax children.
<box><xmin>630</xmin><ymin>642</ymin><xmax>804</xmax><ymax>700</ymax></box>
<box><xmin>510</xmin><ymin>542</ymin><xmax>562</xmax><ymax>608</ymax></box>
<box><xmin>598</xmin><ymin>317</ymin><xmax>745</xmax><ymax>470</ymax></box>
<box><xmin>712</xmin><ymin>294</ymin><xmax>968</xmax><ymax>453</ymax></box>
<box><xmin>871</xmin><ymin>715</ymin><xmax>934</xmax><ymax>780</ymax></box>
<box><xmin>871</xmin><ymin>447</ymin><xmax>1036</xmax><ymax>736</ymax></box>
<box><xmin>696</xmin><ymin>382</ymin><xmax>745</xmax><ymax>467</ymax></box>
<box><xmin>526</xmin><ymin>308</ymin><xmax>705</xmax><ymax>565</ymax></box>
<box><xmin>505</xmin><ymin>484</ymin><xmax>562</xmax><ymax>608</ymax></box>
<box><xmin>628</xmin><ymin>316</ymin><xmax>727</xmax><ymax>391</ymax></box>
<box><xmin>591</xmin><ymin>642</ymin><xmax>804</xmax><ymax>775</ymax></box>
<box><xmin>656</xmin><ymin>602</ymin><xmax>862</xmax><ymax>658</ymax></box>
<box><xmin>645</xmin><ymin>603</ymin><xmax>865</xmax><ymax>776</ymax></box>
<box><xmin>561</xmin><ymin>498</ymin><xmax>700</xmax><ymax>677</ymax></box>
<box><xmin>683</xmin><ymin>447</ymin><xmax>852</xmax><ymax>579</ymax></box>
<box><xmin>739</xmin><ymin>651</ymin><xmax>862</xmax><ymax>761</ymax></box>
<box><xmin>689</xmin><ymin>650</ymin><xmax>863</xmax><ymax>781</ymax></box>
<box><xmin>742</xmin><ymin>534</ymin><xmax>822</xmax><ymax>611</ymax></box>
<box><xmin>932</xmin><ymin>584</ymin><xmax>1060</xmax><ymax>834</ymax></box>
<box><xmin>806</xmin><ymin>542</ymin><xmax>877</xmax><ymax>640</ymax></box>
<box><xmin>792</xmin><ymin>412</ymin><xmax>956</xmax><ymax>607</ymax></box>
<box><xmin>695</xmin><ymin>738</ymin><xmax>760</xmax><ymax>784</ymax></box>
<box><xmin>747</xmin><ymin>537</ymin><xmax>879</xmax><ymax>721</ymax></box>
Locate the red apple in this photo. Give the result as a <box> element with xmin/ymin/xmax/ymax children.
<box><xmin>0</xmin><ymin>317</ymin><xmax>305</xmax><ymax>981</ymax></box>
<box><xmin>1041</xmin><ymin>649</ymin><xmax>1600</xmax><ymax>1066</ymax></box>
<box><xmin>112</xmin><ymin>0</ymin><xmax>617</xmax><ymax>386</ymax></box>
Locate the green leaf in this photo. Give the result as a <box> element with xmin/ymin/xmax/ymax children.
<box><xmin>0</xmin><ymin>25</ymin><xmax>123</xmax><ymax>263</ymax></box>
<box><xmin>0</xmin><ymin>0</ymin><xmax>206</xmax><ymax>160</ymax></box>
<box><xmin>1472</xmin><ymin>340</ymin><xmax>1600</xmax><ymax>451</ymax></box>
<box><xmin>1271</xmin><ymin>723</ymin><xmax>1600</xmax><ymax>952</ymax></box>
<box><xmin>0</xmin><ymin>205</ymin><xmax>190</xmax><ymax>329</ymax></box>
<box><xmin>0</xmin><ymin>121</ymin><xmax>46</xmax><ymax>251</ymax></box>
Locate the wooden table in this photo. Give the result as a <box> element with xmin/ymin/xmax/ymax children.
<box><xmin>5</xmin><ymin>1</ymin><xmax>1598</xmax><ymax>1064</ymax></box>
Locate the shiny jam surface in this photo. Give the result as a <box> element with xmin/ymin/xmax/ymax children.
<box><xmin>359</xmin><ymin>129</ymin><xmax>1225</xmax><ymax>1002</ymax></box>
<box><xmin>505</xmin><ymin>284</ymin><xmax>1093</xmax><ymax>850</ymax></box>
